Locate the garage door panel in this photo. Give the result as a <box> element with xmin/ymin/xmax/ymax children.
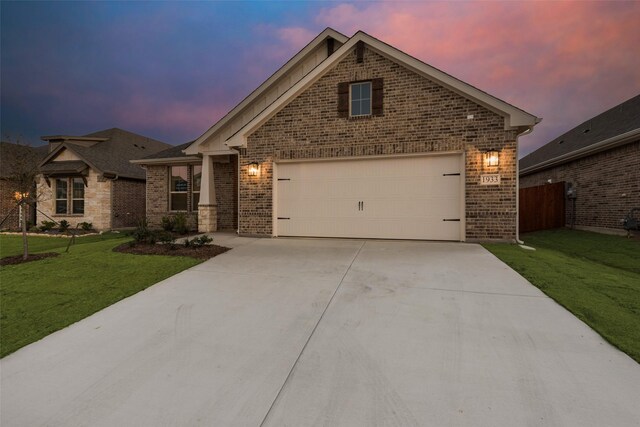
<box><xmin>276</xmin><ymin>155</ymin><xmax>463</xmax><ymax>241</ymax></box>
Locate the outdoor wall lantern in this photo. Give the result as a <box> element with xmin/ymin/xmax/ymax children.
<box><xmin>483</xmin><ymin>149</ymin><xmax>500</xmax><ymax>167</ymax></box>
<box><xmin>248</xmin><ymin>162</ymin><xmax>260</xmax><ymax>177</ymax></box>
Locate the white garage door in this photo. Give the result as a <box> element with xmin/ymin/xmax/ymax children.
<box><xmin>275</xmin><ymin>154</ymin><xmax>463</xmax><ymax>240</ymax></box>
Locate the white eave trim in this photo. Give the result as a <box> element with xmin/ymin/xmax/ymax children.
<box><xmin>130</xmin><ymin>156</ymin><xmax>201</xmax><ymax>165</ymax></box>
<box><xmin>520</xmin><ymin>128</ymin><xmax>640</xmax><ymax>176</ymax></box>
<box><xmin>184</xmin><ymin>28</ymin><xmax>348</xmax><ymax>155</ymax></box>
<box><xmin>227</xmin><ymin>31</ymin><xmax>540</xmax><ymax>148</ymax></box>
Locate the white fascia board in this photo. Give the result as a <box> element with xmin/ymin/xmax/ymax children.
<box><xmin>520</xmin><ymin>128</ymin><xmax>640</xmax><ymax>176</ymax></box>
<box><xmin>184</xmin><ymin>28</ymin><xmax>348</xmax><ymax>155</ymax></box>
<box><xmin>359</xmin><ymin>33</ymin><xmax>539</xmax><ymax>130</ymax></box>
<box><xmin>227</xmin><ymin>31</ymin><xmax>540</xmax><ymax>148</ymax></box>
<box><xmin>226</xmin><ymin>37</ymin><xmax>359</xmax><ymax>147</ymax></box>
<box><xmin>200</xmin><ymin>148</ymin><xmax>237</xmax><ymax>155</ymax></box>
<box><xmin>130</xmin><ymin>156</ymin><xmax>201</xmax><ymax>165</ymax></box>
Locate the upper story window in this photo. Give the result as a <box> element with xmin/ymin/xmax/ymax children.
<box><xmin>350</xmin><ymin>82</ymin><xmax>372</xmax><ymax>117</ymax></box>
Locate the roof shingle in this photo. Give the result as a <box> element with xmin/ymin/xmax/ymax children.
<box><xmin>520</xmin><ymin>95</ymin><xmax>640</xmax><ymax>171</ymax></box>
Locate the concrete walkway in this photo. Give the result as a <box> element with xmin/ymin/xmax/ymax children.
<box><xmin>2</xmin><ymin>237</ymin><xmax>639</xmax><ymax>426</ymax></box>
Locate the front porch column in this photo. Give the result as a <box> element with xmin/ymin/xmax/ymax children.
<box><xmin>198</xmin><ymin>154</ymin><xmax>217</xmax><ymax>232</ymax></box>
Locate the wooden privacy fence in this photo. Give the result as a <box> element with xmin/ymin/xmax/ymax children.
<box><xmin>519</xmin><ymin>182</ymin><xmax>566</xmax><ymax>233</ymax></box>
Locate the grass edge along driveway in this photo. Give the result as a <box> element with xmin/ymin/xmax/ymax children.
<box><xmin>483</xmin><ymin>229</ymin><xmax>640</xmax><ymax>363</ymax></box>
<box><xmin>0</xmin><ymin>234</ymin><xmax>201</xmax><ymax>358</ymax></box>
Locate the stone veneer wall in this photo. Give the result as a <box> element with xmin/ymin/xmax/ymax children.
<box><xmin>241</xmin><ymin>46</ymin><xmax>519</xmax><ymax>240</ymax></box>
<box><xmin>520</xmin><ymin>140</ymin><xmax>639</xmax><ymax>230</ymax></box>
<box><xmin>145</xmin><ymin>159</ymin><xmax>237</xmax><ymax>231</ymax></box>
<box><xmin>36</xmin><ymin>169</ymin><xmax>112</xmax><ymax>230</ymax></box>
<box><xmin>111</xmin><ymin>179</ymin><xmax>146</xmax><ymax>228</ymax></box>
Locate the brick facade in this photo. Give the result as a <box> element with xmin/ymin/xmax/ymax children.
<box><xmin>241</xmin><ymin>46</ymin><xmax>519</xmax><ymax>240</ymax></box>
<box><xmin>111</xmin><ymin>179</ymin><xmax>146</xmax><ymax>228</ymax></box>
<box><xmin>145</xmin><ymin>160</ymin><xmax>237</xmax><ymax>231</ymax></box>
<box><xmin>0</xmin><ymin>179</ymin><xmax>20</xmax><ymax>229</ymax></box>
<box><xmin>520</xmin><ymin>140</ymin><xmax>640</xmax><ymax>231</ymax></box>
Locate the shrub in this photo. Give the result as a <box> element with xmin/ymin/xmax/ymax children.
<box><xmin>58</xmin><ymin>220</ymin><xmax>70</xmax><ymax>232</ymax></box>
<box><xmin>157</xmin><ymin>231</ymin><xmax>176</xmax><ymax>249</ymax></box>
<box><xmin>29</xmin><ymin>226</ymin><xmax>39</xmax><ymax>233</ymax></box>
<box><xmin>161</xmin><ymin>216</ymin><xmax>175</xmax><ymax>232</ymax></box>
<box><xmin>79</xmin><ymin>222</ymin><xmax>93</xmax><ymax>231</ymax></box>
<box><xmin>173</xmin><ymin>212</ymin><xmax>189</xmax><ymax>235</ymax></box>
<box><xmin>184</xmin><ymin>235</ymin><xmax>212</xmax><ymax>248</ymax></box>
<box><xmin>132</xmin><ymin>218</ymin><xmax>152</xmax><ymax>244</ymax></box>
<box><xmin>39</xmin><ymin>221</ymin><xmax>56</xmax><ymax>232</ymax></box>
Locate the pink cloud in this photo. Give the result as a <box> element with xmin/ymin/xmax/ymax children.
<box><xmin>277</xmin><ymin>26</ymin><xmax>317</xmax><ymax>50</ymax></box>
<box><xmin>305</xmin><ymin>1</ymin><xmax>640</xmax><ymax>156</ymax></box>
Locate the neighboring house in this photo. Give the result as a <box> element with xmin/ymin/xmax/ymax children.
<box><xmin>140</xmin><ymin>28</ymin><xmax>540</xmax><ymax>241</ymax></box>
<box><xmin>37</xmin><ymin>128</ymin><xmax>170</xmax><ymax>230</ymax></box>
<box><xmin>520</xmin><ymin>95</ymin><xmax>640</xmax><ymax>234</ymax></box>
<box><xmin>0</xmin><ymin>141</ymin><xmax>48</xmax><ymax>230</ymax></box>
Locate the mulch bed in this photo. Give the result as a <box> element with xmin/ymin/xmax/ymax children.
<box><xmin>0</xmin><ymin>252</ymin><xmax>60</xmax><ymax>266</ymax></box>
<box><xmin>113</xmin><ymin>242</ymin><xmax>230</xmax><ymax>260</ymax></box>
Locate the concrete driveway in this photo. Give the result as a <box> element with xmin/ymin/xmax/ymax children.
<box><xmin>2</xmin><ymin>236</ymin><xmax>639</xmax><ymax>426</ymax></box>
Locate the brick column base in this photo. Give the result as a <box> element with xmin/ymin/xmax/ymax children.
<box><xmin>198</xmin><ymin>204</ymin><xmax>217</xmax><ymax>232</ymax></box>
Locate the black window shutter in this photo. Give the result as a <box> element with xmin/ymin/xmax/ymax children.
<box><xmin>337</xmin><ymin>82</ymin><xmax>349</xmax><ymax>118</ymax></box>
<box><xmin>372</xmin><ymin>78</ymin><xmax>383</xmax><ymax>116</ymax></box>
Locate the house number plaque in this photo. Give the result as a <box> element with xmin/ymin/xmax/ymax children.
<box><xmin>480</xmin><ymin>174</ymin><xmax>501</xmax><ymax>185</ymax></box>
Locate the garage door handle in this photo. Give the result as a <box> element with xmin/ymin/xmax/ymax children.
<box><xmin>442</xmin><ymin>218</ymin><xmax>460</xmax><ymax>221</ymax></box>
<box><xmin>443</xmin><ymin>173</ymin><xmax>460</xmax><ymax>176</ymax></box>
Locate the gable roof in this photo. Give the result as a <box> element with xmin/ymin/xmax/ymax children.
<box><xmin>229</xmin><ymin>31</ymin><xmax>540</xmax><ymax>148</ymax></box>
<box><xmin>131</xmin><ymin>141</ymin><xmax>200</xmax><ymax>165</ymax></box>
<box><xmin>226</xmin><ymin>31</ymin><xmax>540</xmax><ymax>148</ymax></box>
<box><xmin>520</xmin><ymin>94</ymin><xmax>640</xmax><ymax>175</ymax></box>
<box><xmin>40</xmin><ymin>128</ymin><xmax>171</xmax><ymax>180</ymax></box>
<box><xmin>0</xmin><ymin>142</ymin><xmax>48</xmax><ymax>179</ymax></box>
<box><xmin>184</xmin><ymin>28</ymin><xmax>349</xmax><ymax>155</ymax></box>
<box><xmin>186</xmin><ymin>29</ymin><xmax>538</xmax><ymax>152</ymax></box>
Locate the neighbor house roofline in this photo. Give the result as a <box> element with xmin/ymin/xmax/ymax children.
<box><xmin>40</xmin><ymin>135</ymin><xmax>109</xmax><ymax>142</ymax></box>
<box><xmin>183</xmin><ymin>27</ymin><xmax>349</xmax><ymax>155</ymax></box>
<box><xmin>39</xmin><ymin>142</ymin><xmax>103</xmax><ymax>175</ymax></box>
<box><xmin>520</xmin><ymin>127</ymin><xmax>640</xmax><ymax>176</ymax></box>
<box><xmin>225</xmin><ymin>30</ymin><xmax>540</xmax><ymax>148</ymax></box>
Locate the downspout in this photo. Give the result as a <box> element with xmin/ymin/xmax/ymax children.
<box><xmin>515</xmin><ymin>126</ymin><xmax>534</xmax><ymax>244</ymax></box>
<box><xmin>103</xmin><ymin>172</ymin><xmax>119</xmax><ymax>230</ymax></box>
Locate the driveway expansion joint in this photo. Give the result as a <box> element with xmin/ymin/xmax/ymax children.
<box><xmin>258</xmin><ymin>240</ymin><xmax>367</xmax><ymax>427</ymax></box>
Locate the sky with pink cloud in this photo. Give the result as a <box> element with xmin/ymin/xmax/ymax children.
<box><xmin>2</xmin><ymin>1</ymin><xmax>639</xmax><ymax>156</ymax></box>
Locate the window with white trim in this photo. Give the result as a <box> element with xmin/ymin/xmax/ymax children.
<box><xmin>169</xmin><ymin>166</ymin><xmax>189</xmax><ymax>211</ymax></box>
<box><xmin>350</xmin><ymin>82</ymin><xmax>372</xmax><ymax>117</ymax></box>
<box><xmin>192</xmin><ymin>165</ymin><xmax>202</xmax><ymax>208</ymax></box>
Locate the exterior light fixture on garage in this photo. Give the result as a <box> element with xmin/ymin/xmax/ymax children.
<box><xmin>483</xmin><ymin>149</ymin><xmax>500</xmax><ymax>167</ymax></box>
<box><xmin>248</xmin><ymin>162</ymin><xmax>260</xmax><ymax>176</ymax></box>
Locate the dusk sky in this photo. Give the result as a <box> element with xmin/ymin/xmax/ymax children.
<box><xmin>2</xmin><ymin>1</ymin><xmax>639</xmax><ymax>157</ymax></box>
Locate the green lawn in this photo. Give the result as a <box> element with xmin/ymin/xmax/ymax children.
<box><xmin>484</xmin><ymin>229</ymin><xmax>640</xmax><ymax>363</ymax></box>
<box><xmin>0</xmin><ymin>234</ymin><xmax>201</xmax><ymax>358</ymax></box>
<box><xmin>0</xmin><ymin>232</ymin><xmax>124</xmax><ymax>257</ymax></box>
